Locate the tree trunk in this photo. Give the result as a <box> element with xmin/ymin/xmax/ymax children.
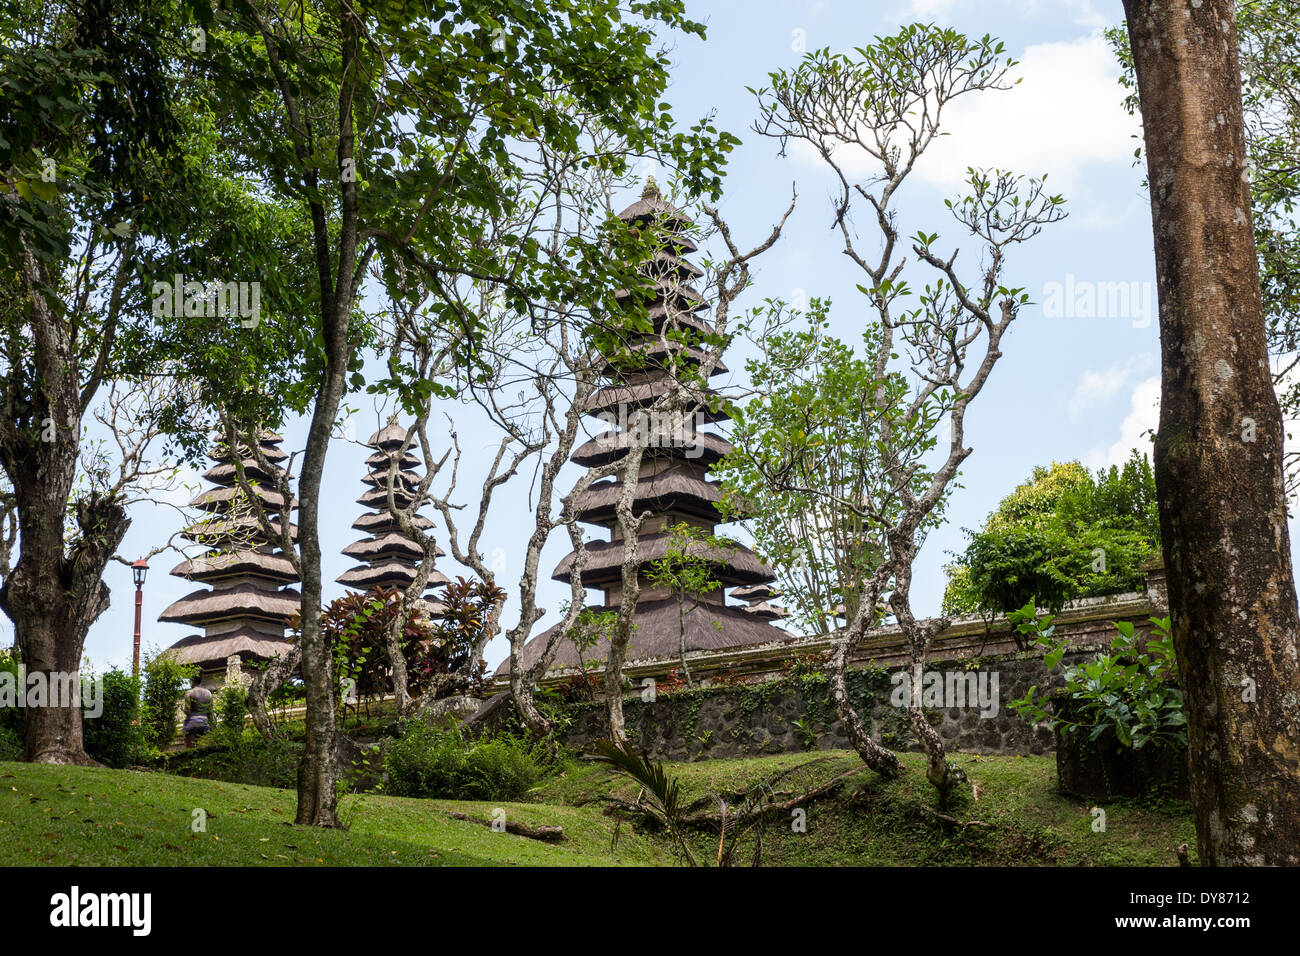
<box><xmin>826</xmin><ymin>639</ymin><xmax>900</xmax><ymax>778</ymax></box>
<box><xmin>1123</xmin><ymin>0</ymin><xmax>1300</xmax><ymax>865</ymax></box>
<box><xmin>0</xmin><ymin>233</ymin><xmax>129</xmax><ymax>765</ymax></box>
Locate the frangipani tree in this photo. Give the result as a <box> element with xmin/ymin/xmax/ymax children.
<box><xmin>747</xmin><ymin>24</ymin><xmax>1066</xmax><ymax>803</ymax></box>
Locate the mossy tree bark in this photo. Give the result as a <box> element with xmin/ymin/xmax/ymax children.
<box><xmin>1123</xmin><ymin>0</ymin><xmax>1300</xmax><ymax>865</ymax></box>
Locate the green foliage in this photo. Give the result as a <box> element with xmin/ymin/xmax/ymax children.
<box><xmin>1009</xmin><ymin>608</ymin><xmax>1185</xmax><ymax>751</ymax></box>
<box><xmin>215</xmin><ymin>684</ymin><xmax>249</xmax><ymax>746</ymax></box>
<box><xmin>719</xmin><ymin>311</ymin><xmax>936</xmax><ymax>634</ymax></box>
<box><xmin>140</xmin><ymin>649</ymin><xmax>198</xmax><ymax>750</ymax></box>
<box><xmin>0</xmin><ymin>650</ymin><xmax>21</xmax><ymax>742</ymax></box>
<box><xmin>591</xmin><ymin>737</ymin><xmax>698</xmax><ymax>865</ymax></box>
<box><xmin>301</xmin><ymin>580</ymin><xmax>496</xmax><ymax>717</ymax></box>
<box><xmin>81</xmin><ymin>668</ymin><xmax>143</xmax><ymax>768</ymax></box>
<box><xmin>164</xmin><ymin>735</ymin><xmax>302</xmax><ymax>790</ymax></box>
<box><xmin>384</xmin><ymin>724</ymin><xmax>544</xmax><ymax>801</ymax></box>
<box><xmin>943</xmin><ymin>453</ymin><xmax>1160</xmax><ymax>615</ymax></box>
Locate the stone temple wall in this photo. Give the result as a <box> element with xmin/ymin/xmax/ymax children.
<box><xmin>552</xmin><ymin>647</ymin><xmax>1101</xmax><ymax>762</ymax></box>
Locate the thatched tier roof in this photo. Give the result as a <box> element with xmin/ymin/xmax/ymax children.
<box><xmin>497</xmin><ymin>597</ymin><xmax>788</xmax><ymax>675</ymax></box>
<box><xmin>180</xmin><ymin>515</ymin><xmax>297</xmax><ymax>545</ymax></box>
<box><xmin>170</xmin><ymin>549</ymin><xmax>298</xmax><ymax>585</ymax></box>
<box><xmin>739</xmin><ymin>601</ymin><xmax>787</xmax><ymax>621</ymax></box>
<box><xmin>593</xmin><ymin>341</ymin><xmax>727</xmax><ymax>379</ymax></box>
<box><xmin>350</xmin><ymin>511</ymin><xmax>436</xmax><ymax>534</ymax></box>
<box><xmin>571</xmin><ymin>429</ymin><xmax>731</xmax><ymax>468</ymax></box>
<box><xmin>342</xmin><ymin>532</ymin><xmax>445</xmax><ymax>562</ymax></box>
<box><xmin>551</xmin><ymin>531</ymin><xmax>774</xmax><ymax>588</ymax></box>
<box><xmin>581</xmin><ymin>379</ymin><xmax>731</xmax><ymax>423</ymax></box>
<box><xmin>731</xmin><ymin>583</ymin><xmax>779</xmax><ymax>601</ymax></box>
<box><xmin>573</xmin><ymin>466</ymin><xmax>726</xmax><ymax>525</ymax></box>
<box><xmin>159</xmin><ymin>583</ymin><xmax>301</xmax><ymax>627</ymax></box>
<box><xmin>614</xmin><ymin>278</ymin><xmax>709</xmax><ymax>313</ymax></box>
<box><xmin>645</xmin><ymin>249</ymin><xmax>704</xmax><ymax>279</ymax></box>
<box><xmin>188</xmin><ymin>484</ymin><xmax>297</xmax><ymax>514</ymax></box>
<box><xmin>361</xmin><ymin>469</ymin><xmax>423</xmax><ymax>491</ymax></box>
<box><xmin>201</xmin><ymin>459</ymin><xmax>289</xmax><ymax>485</ymax></box>
<box><xmin>335</xmin><ymin>561</ymin><xmax>450</xmax><ymax>591</ymax></box>
<box><xmin>367</xmin><ymin>421</ymin><xmax>412</xmax><ymax>451</ymax></box>
<box><xmin>164</xmin><ymin>627</ymin><xmax>295</xmax><ymax>669</ymax></box>
<box><xmin>207</xmin><ymin>433</ymin><xmax>287</xmax><ymax>462</ymax></box>
<box><xmin>356</xmin><ymin>486</ymin><xmax>423</xmax><ymax>509</ymax></box>
<box><xmin>365</xmin><ymin>450</ymin><xmax>420</xmax><ymax>469</ymax></box>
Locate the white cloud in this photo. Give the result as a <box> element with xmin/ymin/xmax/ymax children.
<box><xmin>897</xmin><ymin>0</ymin><xmax>1106</xmax><ymax>30</ymax></box>
<box><xmin>914</xmin><ymin>33</ymin><xmax>1138</xmax><ymax>194</ymax></box>
<box><xmin>792</xmin><ymin>33</ymin><xmax>1139</xmax><ymax>197</ymax></box>
<box><xmin>1068</xmin><ymin>354</ymin><xmax>1155</xmax><ymax>421</ymax></box>
<box><xmin>1085</xmin><ymin>375</ymin><xmax>1159</xmax><ymax>469</ymax></box>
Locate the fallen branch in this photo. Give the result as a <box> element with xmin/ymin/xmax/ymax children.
<box><xmin>442</xmin><ymin>810</ymin><xmax>565</xmax><ymax>842</ymax></box>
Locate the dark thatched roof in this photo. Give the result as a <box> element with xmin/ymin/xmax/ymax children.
<box><xmin>365</xmin><ymin>450</ymin><xmax>420</xmax><ymax>469</ymax></box>
<box><xmin>351</xmin><ymin>511</ymin><xmax>436</xmax><ymax>533</ymax></box>
<box><xmin>739</xmin><ymin>601</ymin><xmax>787</xmax><ymax>621</ymax></box>
<box><xmin>342</xmin><ymin>532</ymin><xmax>445</xmax><ymax>562</ymax></box>
<box><xmin>180</xmin><ymin>515</ymin><xmax>297</xmax><ymax>545</ymax></box>
<box><xmin>571</xmin><ymin>430</ymin><xmax>732</xmax><ymax>468</ymax></box>
<box><xmin>170</xmin><ymin>549</ymin><xmax>298</xmax><ymax>584</ymax></box>
<box><xmin>367</xmin><ymin>421</ymin><xmax>412</xmax><ymax>451</ymax></box>
<box><xmin>189</xmin><ymin>484</ymin><xmax>297</xmax><ymax>513</ymax></box>
<box><xmin>202</xmin><ymin>459</ymin><xmax>288</xmax><ymax>484</ymax></box>
<box><xmin>496</xmin><ymin>598</ymin><xmax>790</xmax><ymax>675</ymax></box>
<box><xmin>731</xmin><ymin>583</ymin><xmax>779</xmax><ymax>601</ymax></box>
<box><xmin>336</xmin><ymin>560</ymin><xmax>449</xmax><ymax>590</ymax></box>
<box><xmin>165</xmin><ymin>627</ymin><xmax>294</xmax><ymax>668</ymax></box>
<box><xmin>356</xmin><ymin>486</ymin><xmax>422</xmax><ymax>508</ymax></box>
<box><xmin>552</xmin><ymin>531</ymin><xmax>775</xmax><ymax>588</ymax></box>
<box><xmin>573</xmin><ymin>465</ymin><xmax>725</xmax><ymax>524</ymax></box>
<box><xmin>158</xmin><ymin>583</ymin><xmax>301</xmax><ymax>626</ymax></box>
<box><xmin>582</xmin><ymin>378</ymin><xmax>731</xmax><ymax>423</ymax></box>
<box><xmin>594</xmin><ymin>341</ymin><xmax>727</xmax><ymax>379</ymax></box>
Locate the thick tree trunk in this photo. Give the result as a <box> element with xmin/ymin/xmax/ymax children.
<box><xmin>0</xmin><ymin>234</ymin><xmax>128</xmax><ymax>765</ymax></box>
<box><xmin>1123</xmin><ymin>0</ymin><xmax>1300</xmax><ymax>865</ymax></box>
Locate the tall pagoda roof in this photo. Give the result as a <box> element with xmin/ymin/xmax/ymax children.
<box><xmin>336</xmin><ymin>419</ymin><xmax>446</xmax><ymax>607</ymax></box>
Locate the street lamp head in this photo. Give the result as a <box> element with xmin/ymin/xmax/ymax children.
<box><xmin>132</xmin><ymin>558</ymin><xmax>149</xmax><ymax>588</ymax></box>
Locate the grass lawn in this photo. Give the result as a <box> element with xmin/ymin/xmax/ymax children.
<box><xmin>0</xmin><ymin>750</ymin><xmax>1196</xmax><ymax>866</ymax></box>
<box><xmin>0</xmin><ymin>761</ymin><xmax>667</xmax><ymax>867</ymax></box>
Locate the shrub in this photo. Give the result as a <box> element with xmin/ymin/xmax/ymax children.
<box><xmin>0</xmin><ymin>649</ymin><xmax>22</xmax><ymax>743</ymax></box>
<box><xmin>1009</xmin><ymin>608</ymin><xmax>1185</xmax><ymax>750</ymax></box>
<box><xmin>141</xmin><ymin>649</ymin><xmax>198</xmax><ymax>749</ymax></box>
<box><xmin>81</xmin><ymin>668</ymin><xmax>144</xmax><ymax>768</ymax></box>
<box><xmin>215</xmin><ymin>684</ymin><xmax>249</xmax><ymax>745</ymax></box>
<box><xmin>166</xmin><ymin>736</ymin><xmax>301</xmax><ymax>789</ymax></box>
<box><xmin>384</xmin><ymin>724</ymin><xmax>544</xmax><ymax>800</ymax></box>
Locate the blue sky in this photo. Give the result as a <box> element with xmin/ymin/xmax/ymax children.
<box><xmin>59</xmin><ymin>0</ymin><xmax>1202</xmax><ymax>673</ymax></box>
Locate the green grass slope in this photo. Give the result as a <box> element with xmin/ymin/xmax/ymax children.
<box><xmin>0</xmin><ymin>762</ymin><xmax>666</xmax><ymax>867</ymax></box>
<box><xmin>0</xmin><ymin>750</ymin><xmax>1196</xmax><ymax>866</ymax></box>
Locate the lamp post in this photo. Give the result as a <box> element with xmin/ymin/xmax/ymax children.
<box><xmin>131</xmin><ymin>559</ymin><xmax>149</xmax><ymax>678</ymax></box>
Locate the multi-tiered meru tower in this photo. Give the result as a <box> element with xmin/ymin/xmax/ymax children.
<box><xmin>337</xmin><ymin>421</ymin><xmax>449</xmax><ymax>618</ymax></box>
<box><xmin>159</xmin><ymin>433</ymin><xmax>300</xmax><ymax>681</ymax></box>
<box><xmin>507</xmin><ymin>181</ymin><xmax>786</xmax><ymax>676</ymax></box>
